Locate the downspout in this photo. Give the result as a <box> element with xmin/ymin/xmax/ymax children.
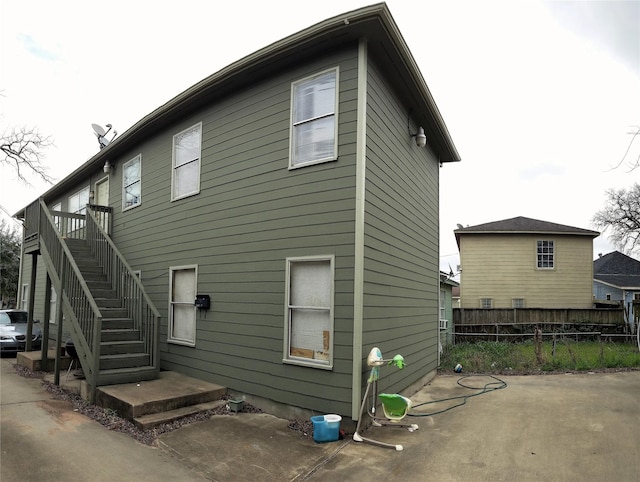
<box><xmin>352</xmin><ymin>37</ymin><xmax>368</xmax><ymax>421</ymax></box>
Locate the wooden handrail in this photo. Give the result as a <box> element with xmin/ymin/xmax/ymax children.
<box><xmin>37</xmin><ymin>200</ymin><xmax>103</xmax><ymax>402</ymax></box>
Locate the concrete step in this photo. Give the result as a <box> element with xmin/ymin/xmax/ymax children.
<box><xmin>96</xmin><ymin>371</ymin><xmax>227</xmax><ymax>421</ymax></box>
<box><xmin>133</xmin><ymin>400</ymin><xmax>227</xmax><ymax>430</ymax></box>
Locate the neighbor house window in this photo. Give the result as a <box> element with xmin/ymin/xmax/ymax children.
<box><xmin>512</xmin><ymin>298</ymin><xmax>525</xmax><ymax>308</ymax></box>
<box><xmin>290</xmin><ymin>68</ymin><xmax>338</xmax><ymax>168</ymax></box>
<box><xmin>480</xmin><ymin>298</ymin><xmax>492</xmax><ymax>309</ymax></box>
<box><xmin>168</xmin><ymin>265</ymin><xmax>197</xmax><ymax>346</ymax></box>
<box><xmin>537</xmin><ymin>240</ymin><xmax>554</xmax><ymax>269</ymax></box>
<box><xmin>123</xmin><ymin>154</ymin><xmax>142</xmax><ymax>210</ymax></box>
<box><xmin>172</xmin><ymin>123</ymin><xmax>202</xmax><ymax>200</ymax></box>
<box><xmin>284</xmin><ymin>256</ymin><xmax>334</xmax><ymax>368</ymax></box>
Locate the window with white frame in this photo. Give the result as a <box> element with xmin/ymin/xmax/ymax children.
<box><xmin>480</xmin><ymin>298</ymin><xmax>492</xmax><ymax>309</ymax></box>
<box><xmin>439</xmin><ymin>289</ymin><xmax>447</xmax><ymax>327</ymax></box>
<box><xmin>284</xmin><ymin>256</ymin><xmax>334</xmax><ymax>367</ymax></box>
<box><xmin>20</xmin><ymin>285</ymin><xmax>28</xmax><ymax>311</ymax></box>
<box><xmin>67</xmin><ymin>186</ymin><xmax>90</xmax><ymax>234</ymax></box>
<box><xmin>172</xmin><ymin>123</ymin><xmax>202</xmax><ymax>200</ymax></box>
<box><xmin>123</xmin><ymin>154</ymin><xmax>142</xmax><ymax>210</ymax></box>
<box><xmin>512</xmin><ymin>298</ymin><xmax>525</xmax><ymax>308</ymax></box>
<box><xmin>290</xmin><ymin>68</ymin><xmax>338</xmax><ymax>168</ymax></box>
<box><xmin>68</xmin><ymin>186</ymin><xmax>90</xmax><ymax>214</ymax></box>
<box><xmin>169</xmin><ymin>266</ymin><xmax>197</xmax><ymax>346</ymax></box>
<box><xmin>50</xmin><ymin>286</ymin><xmax>57</xmax><ymax>323</ymax></box>
<box><xmin>536</xmin><ymin>240</ymin><xmax>554</xmax><ymax>269</ymax></box>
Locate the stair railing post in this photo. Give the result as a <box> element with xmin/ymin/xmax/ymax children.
<box><xmin>53</xmin><ymin>262</ymin><xmax>66</xmax><ymax>386</ymax></box>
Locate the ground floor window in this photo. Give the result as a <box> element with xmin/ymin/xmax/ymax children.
<box><xmin>284</xmin><ymin>256</ymin><xmax>334</xmax><ymax>368</ymax></box>
<box><xmin>168</xmin><ymin>265</ymin><xmax>197</xmax><ymax>346</ymax></box>
<box><xmin>50</xmin><ymin>286</ymin><xmax>57</xmax><ymax>323</ymax></box>
<box><xmin>480</xmin><ymin>297</ymin><xmax>493</xmax><ymax>309</ymax></box>
<box><xmin>20</xmin><ymin>285</ymin><xmax>28</xmax><ymax>311</ymax></box>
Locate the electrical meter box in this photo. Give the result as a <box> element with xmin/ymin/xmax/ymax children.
<box><xmin>195</xmin><ymin>295</ymin><xmax>211</xmax><ymax>310</ymax></box>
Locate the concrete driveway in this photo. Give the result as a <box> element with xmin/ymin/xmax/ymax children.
<box><xmin>2</xmin><ymin>356</ymin><xmax>639</xmax><ymax>481</ymax></box>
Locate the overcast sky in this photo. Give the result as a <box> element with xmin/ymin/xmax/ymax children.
<box><xmin>1</xmin><ymin>0</ymin><xmax>639</xmax><ymax>275</ymax></box>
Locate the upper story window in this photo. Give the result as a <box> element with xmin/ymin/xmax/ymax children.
<box><xmin>123</xmin><ymin>154</ymin><xmax>141</xmax><ymax>210</ymax></box>
<box><xmin>172</xmin><ymin>123</ymin><xmax>202</xmax><ymax>200</ymax></box>
<box><xmin>290</xmin><ymin>68</ymin><xmax>338</xmax><ymax>169</ymax></box>
<box><xmin>68</xmin><ymin>186</ymin><xmax>90</xmax><ymax>214</ymax></box>
<box><xmin>536</xmin><ymin>240</ymin><xmax>555</xmax><ymax>269</ymax></box>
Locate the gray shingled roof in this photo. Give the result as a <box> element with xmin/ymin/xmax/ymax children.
<box><xmin>454</xmin><ymin>216</ymin><xmax>599</xmax><ymax>246</ymax></box>
<box><xmin>593</xmin><ymin>251</ymin><xmax>640</xmax><ymax>288</ymax></box>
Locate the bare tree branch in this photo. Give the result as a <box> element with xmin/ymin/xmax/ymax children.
<box><xmin>593</xmin><ymin>183</ymin><xmax>640</xmax><ymax>254</ymax></box>
<box><xmin>608</xmin><ymin>125</ymin><xmax>640</xmax><ymax>172</ymax></box>
<box><xmin>1</xmin><ymin>126</ymin><xmax>54</xmax><ymax>185</ymax></box>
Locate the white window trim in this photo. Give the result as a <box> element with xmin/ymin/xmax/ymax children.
<box><xmin>122</xmin><ymin>154</ymin><xmax>142</xmax><ymax>211</ymax></box>
<box><xmin>168</xmin><ymin>264</ymin><xmax>198</xmax><ymax>347</ymax></box>
<box><xmin>536</xmin><ymin>240</ymin><xmax>555</xmax><ymax>270</ymax></box>
<box><xmin>512</xmin><ymin>298</ymin><xmax>526</xmax><ymax>308</ymax></box>
<box><xmin>20</xmin><ymin>284</ymin><xmax>29</xmax><ymax>311</ymax></box>
<box><xmin>171</xmin><ymin>123</ymin><xmax>202</xmax><ymax>201</ymax></box>
<box><xmin>68</xmin><ymin>186</ymin><xmax>90</xmax><ymax>214</ymax></box>
<box><xmin>289</xmin><ymin>67</ymin><xmax>339</xmax><ymax>170</ymax></box>
<box><xmin>50</xmin><ymin>286</ymin><xmax>57</xmax><ymax>324</ymax></box>
<box><xmin>480</xmin><ymin>297</ymin><xmax>493</xmax><ymax>309</ymax></box>
<box><xmin>283</xmin><ymin>255</ymin><xmax>335</xmax><ymax>369</ymax></box>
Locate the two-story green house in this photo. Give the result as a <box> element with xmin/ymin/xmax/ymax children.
<box><xmin>15</xmin><ymin>3</ymin><xmax>460</xmax><ymax>421</ymax></box>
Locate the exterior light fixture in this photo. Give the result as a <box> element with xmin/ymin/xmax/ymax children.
<box><xmin>412</xmin><ymin>126</ymin><xmax>427</xmax><ymax>148</ymax></box>
<box><xmin>103</xmin><ymin>160</ymin><xmax>114</xmax><ymax>174</ymax></box>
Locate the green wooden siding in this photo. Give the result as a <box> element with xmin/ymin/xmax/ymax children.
<box><xmin>100</xmin><ymin>48</ymin><xmax>360</xmax><ymax>415</ymax></box>
<box><xmin>362</xmin><ymin>57</ymin><xmax>440</xmax><ymax>394</ymax></box>
<box><xmin>18</xmin><ymin>39</ymin><xmax>445</xmax><ymax>417</ymax></box>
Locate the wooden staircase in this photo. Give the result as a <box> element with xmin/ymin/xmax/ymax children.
<box><xmin>65</xmin><ymin>238</ymin><xmax>157</xmax><ymax>386</ymax></box>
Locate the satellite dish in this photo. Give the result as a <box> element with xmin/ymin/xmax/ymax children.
<box><xmin>91</xmin><ymin>123</ymin><xmax>117</xmax><ymax>150</ymax></box>
<box><xmin>456</xmin><ymin>223</ymin><xmax>464</xmax><ymax>229</ymax></box>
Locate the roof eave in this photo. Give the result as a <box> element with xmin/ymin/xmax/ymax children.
<box><xmin>15</xmin><ymin>2</ymin><xmax>460</xmax><ymax>215</ymax></box>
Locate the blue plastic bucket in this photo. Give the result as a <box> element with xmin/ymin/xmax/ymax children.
<box><xmin>311</xmin><ymin>414</ymin><xmax>341</xmax><ymax>443</ymax></box>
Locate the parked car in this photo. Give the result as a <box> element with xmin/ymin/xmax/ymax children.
<box><xmin>0</xmin><ymin>310</ymin><xmax>42</xmax><ymax>354</ymax></box>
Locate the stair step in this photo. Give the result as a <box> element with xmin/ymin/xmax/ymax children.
<box><xmin>101</xmin><ymin>318</ymin><xmax>134</xmax><ymax>329</ymax></box>
<box><xmin>100</xmin><ymin>353</ymin><xmax>150</xmax><ymax>370</ymax></box>
<box><xmin>101</xmin><ymin>329</ymin><xmax>141</xmax><ymax>342</ymax></box>
<box><xmin>133</xmin><ymin>400</ymin><xmax>227</xmax><ymax>430</ymax></box>
<box><xmin>95</xmin><ymin>298</ymin><xmax>124</xmax><ymax>309</ymax></box>
<box><xmin>97</xmin><ymin>366</ymin><xmax>158</xmax><ymax>386</ymax></box>
<box><xmin>100</xmin><ymin>308</ymin><xmax>130</xmax><ymax>318</ymax></box>
<box><xmin>100</xmin><ymin>340</ymin><xmax>145</xmax><ymax>355</ymax></box>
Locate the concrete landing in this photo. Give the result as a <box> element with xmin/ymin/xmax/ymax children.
<box><xmin>96</xmin><ymin>371</ymin><xmax>227</xmax><ymax>426</ymax></box>
<box><xmin>16</xmin><ymin>349</ymin><xmax>72</xmax><ymax>372</ymax></box>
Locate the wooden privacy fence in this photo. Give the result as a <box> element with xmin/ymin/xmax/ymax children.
<box><xmin>454</xmin><ymin>308</ymin><xmax>624</xmax><ymax>325</ymax></box>
<box><xmin>453</xmin><ymin>308</ymin><xmax>629</xmax><ymax>343</ymax></box>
